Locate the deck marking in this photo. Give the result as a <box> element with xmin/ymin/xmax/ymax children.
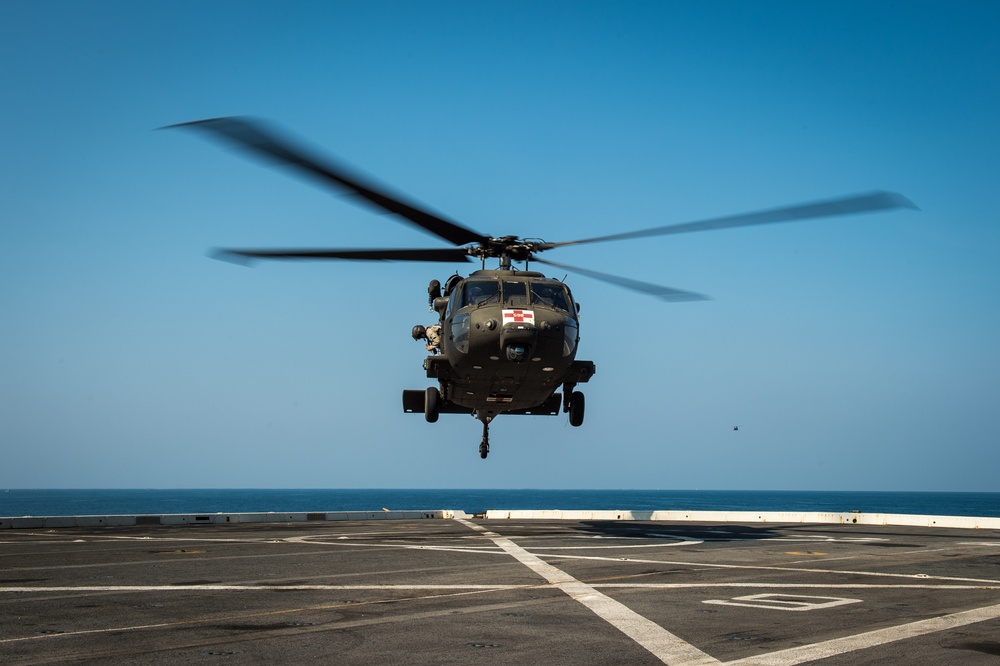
<box><xmin>3</xmin><ymin>582</ymin><xmax>996</xmax><ymax>594</ymax></box>
<box><xmin>594</xmin><ymin>583</ymin><xmax>1000</xmax><ymax>590</ymax></box>
<box><xmin>703</xmin><ymin>594</ymin><xmax>862</xmax><ymax>612</ymax></box>
<box><xmin>5</xmin><ymin>524</ymin><xmax>1000</xmax><ymax>661</ymax></box>
<box><xmin>521</xmin><ymin>541</ymin><xmax>701</xmax><ymax>550</ymax></box>
<box><xmin>456</xmin><ymin>518</ymin><xmax>721</xmax><ymax>666</ymax></box>
<box><xmin>292</xmin><ymin>535</ymin><xmax>1000</xmax><ymax>586</ymax></box>
<box><xmin>725</xmin><ymin>602</ymin><xmax>1000</xmax><ymax>665</ymax></box>
<box><xmin>0</xmin><ymin>584</ymin><xmax>525</xmax><ymax>592</ymax></box>
<box><xmin>1</xmin><ymin>595</ymin><xmax>616</xmax><ymax>662</ymax></box>
<box><xmin>0</xmin><ymin>587</ymin><xmax>559</xmax><ymax>645</ymax></box>
<box><xmin>524</xmin><ymin>551</ymin><xmax>1000</xmax><ymax>585</ymax></box>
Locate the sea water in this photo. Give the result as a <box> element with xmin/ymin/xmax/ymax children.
<box><xmin>2</xmin><ymin>489</ymin><xmax>999</xmax><ymax>518</ymax></box>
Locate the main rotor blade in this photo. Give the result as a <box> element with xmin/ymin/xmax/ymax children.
<box><xmin>540</xmin><ymin>191</ymin><xmax>918</xmax><ymax>250</ymax></box>
<box><xmin>211</xmin><ymin>247</ymin><xmax>474</xmax><ymax>265</ymax></box>
<box><xmin>535</xmin><ymin>258</ymin><xmax>709</xmax><ymax>302</ymax></box>
<box><xmin>165</xmin><ymin>117</ymin><xmax>489</xmax><ymax>247</ymax></box>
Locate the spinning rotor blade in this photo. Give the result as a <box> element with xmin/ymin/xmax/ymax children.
<box><xmin>535</xmin><ymin>258</ymin><xmax>709</xmax><ymax>302</ymax></box>
<box><xmin>211</xmin><ymin>247</ymin><xmax>474</xmax><ymax>265</ymax></box>
<box><xmin>165</xmin><ymin>117</ymin><xmax>488</xmax><ymax>247</ymax></box>
<box><xmin>540</xmin><ymin>191</ymin><xmax>918</xmax><ymax>250</ymax></box>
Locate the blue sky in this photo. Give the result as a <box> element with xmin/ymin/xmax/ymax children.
<box><xmin>2</xmin><ymin>1</ymin><xmax>998</xmax><ymax>490</ymax></box>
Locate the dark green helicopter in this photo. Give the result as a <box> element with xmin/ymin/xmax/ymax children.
<box><xmin>168</xmin><ymin>117</ymin><xmax>916</xmax><ymax>459</ymax></box>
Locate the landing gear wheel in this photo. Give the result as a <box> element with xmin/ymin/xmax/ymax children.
<box><xmin>568</xmin><ymin>391</ymin><xmax>585</xmax><ymax>427</ymax></box>
<box><xmin>424</xmin><ymin>386</ymin><xmax>440</xmax><ymax>423</ymax></box>
<box><xmin>479</xmin><ymin>442</ymin><xmax>489</xmax><ymax>459</ymax></box>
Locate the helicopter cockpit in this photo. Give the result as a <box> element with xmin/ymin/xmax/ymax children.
<box><xmin>451</xmin><ymin>277</ymin><xmax>573</xmax><ymax>313</ymax></box>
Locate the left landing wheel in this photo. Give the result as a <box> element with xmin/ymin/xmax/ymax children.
<box><xmin>479</xmin><ymin>442</ymin><xmax>489</xmax><ymax>459</ymax></box>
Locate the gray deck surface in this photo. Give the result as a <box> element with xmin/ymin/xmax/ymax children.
<box><xmin>2</xmin><ymin>518</ymin><xmax>1000</xmax><ymax>664</ymax></box>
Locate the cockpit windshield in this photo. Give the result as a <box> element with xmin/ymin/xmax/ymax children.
<box><xmin>503</xmin><ymin>280</ymin><xmax>528</xmax><ymax>306</ymax></box>
<box><xmin>461</xmin><ymin>280</ymin><xmax>499</xmax><ymax>307</ymax></box>
<box><xmin>530</xmin><ymin>282</ymin><xmax>571</xmax><ymax>311</ymax></box>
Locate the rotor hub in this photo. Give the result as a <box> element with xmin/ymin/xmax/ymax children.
<box><xmin>471</xmin><ymin>237</ymin><xmax>538</xmax><ymax>266</ymax></box>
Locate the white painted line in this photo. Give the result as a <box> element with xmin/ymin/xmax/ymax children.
<box><xmin>595</xmin><ymin>583</ymin><xmax>1000</xmax><ymax>590</ymax></box>
<box><xmin>4</xmin><ymin>582</ymin><xmax>994</xmax><ymax>594</ymax></box>
<box><xmin>0</xmin><ymin>584</ymin><xmax>515</xmax><ymax>646</ymax></box>
<box><xmin>703</xmin><ymin>594</ymin><xmax>862</xmax><ymax>612</ymax></box>
<box><xmin>290</xmin><ymin>536</ymin><xmax>1000</xmax><ymax>586</ymax></box>
<box><xmin>455</xmin><ymin>518</ymin><xmax>720</xmax><ymax>666</ymax></box>
<box><xmin>524</xmin><ymin>551</ymin><xmax>1000</xmax><ymax>585</ymax></box>
<box><xmin>725</xmin><ymin>602</ymin><xmax>1000</xmax><ymax>665</ymax></box>
<box><xmin>0</xmin><ymin>584</ymin><xmax>524</xmax><ymax>592</ymax></box>
<box><xmin>295</xmin><ymin>541</ymin><xmax>509</xmax><ymax>555</ymax></box>
<box><xmin>519</xmin><ymin>541</ymin><xmax>702</xmax><ymax>550</ymax></box>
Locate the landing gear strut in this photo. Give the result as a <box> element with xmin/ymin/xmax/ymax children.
<box><xmin>478</xmin><ymin>414</ymin><xmax>493</xmax><ymax>459</ymax></box>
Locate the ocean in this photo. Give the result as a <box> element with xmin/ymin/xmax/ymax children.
<box><xmin>2</xmin><ymin>489</ymin><xmax>1000</xmax><ymax>518</ymax></box>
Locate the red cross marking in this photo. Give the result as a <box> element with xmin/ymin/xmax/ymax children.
<box><xmin>504</xmin><ymin>310</ymin><xmax>534</xmax><ymax>323</ymax></box>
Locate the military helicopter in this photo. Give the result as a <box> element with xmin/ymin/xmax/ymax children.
<box><xmin>168</xmin><ymin>117</ymin><xmax>916</xmax><ymax>459</ymax></box>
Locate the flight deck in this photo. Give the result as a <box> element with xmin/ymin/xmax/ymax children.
<box><xmin>2</xmin><ymin>512</ymin><xmax>1000</xmax><ymax>664</ymax></box>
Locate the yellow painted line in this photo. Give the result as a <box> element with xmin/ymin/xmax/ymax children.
<box><xmin>784</xmin><ymin>551</ymin><xmax>827</xmax><ymax>556</ymax></box>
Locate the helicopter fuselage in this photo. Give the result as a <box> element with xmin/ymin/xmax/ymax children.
<box><xmin>405</xmin><ymin>269</ymin><xmax>595</xmax><ymax>424</ymax></box>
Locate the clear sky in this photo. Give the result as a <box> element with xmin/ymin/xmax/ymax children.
<box><xmin>2</xmin><ymin>1</ymin><xmax>998</xmax><ymax>491</ymax></box>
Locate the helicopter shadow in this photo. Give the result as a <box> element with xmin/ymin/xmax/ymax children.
<box><xmin>568</xmin><ymin>520</ymin><xmax>784</xmax><ymax>544</ymax></box>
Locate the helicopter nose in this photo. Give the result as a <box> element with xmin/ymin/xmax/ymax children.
<box><xmin>505</xmin><ymin>343</ymin><xmax>530</xmax><ymax>362</ymax></box>
<box><xmin>501</xmin><ymin>323</ymin><xmax>537</xmax><ymax>345</ymax></box>
<box><xmin>500</xmin><ymin>322</ymin><xmax>537</xmax><ymax>363</ymax></box>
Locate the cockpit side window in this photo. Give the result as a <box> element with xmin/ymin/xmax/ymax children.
<box><xmin>462</xmin><ymin>280</ymin><xmax>499</xmax><ymax>308</ymax></box>
<box><xmin>446</xmin><ymin>281</ymin><xmax>462</xmax><ymax>317</ymax></box>
<box><xmin>530</xmin><ymin>282</ymin><xmax>570</xmax><ymax>311</ymax></box>
<box><xmin>503</xmin><ymin>280</ymin><xmax>528</xmax><ymax>306</ymax></box>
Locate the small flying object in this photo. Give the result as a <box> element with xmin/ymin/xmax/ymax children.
<box><xmin>167</xmin><ymin>117</ymin><xmax>916</xmax><ymax>459</ymax></box>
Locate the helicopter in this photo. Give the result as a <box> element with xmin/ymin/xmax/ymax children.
<box><xmin>168</xmin><ymin>117</ymin><xmax>917</xmax><ymax>459</ymax></box>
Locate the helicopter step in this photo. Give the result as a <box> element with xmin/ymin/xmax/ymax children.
<box><xmin>402</xmin><ymin>390</ymin><xmax>563</xmax><ymax>417</ymax></box>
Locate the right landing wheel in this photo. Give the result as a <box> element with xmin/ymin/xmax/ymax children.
<box><xmin>568</xmin><ymin>391</ymin><xmax>585</xmax><ymax>427</ymax></box>
<box><xmin>424</xmin><ymin>386</ymin><xmax>440</xmax><ymax>423</ymax></box>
